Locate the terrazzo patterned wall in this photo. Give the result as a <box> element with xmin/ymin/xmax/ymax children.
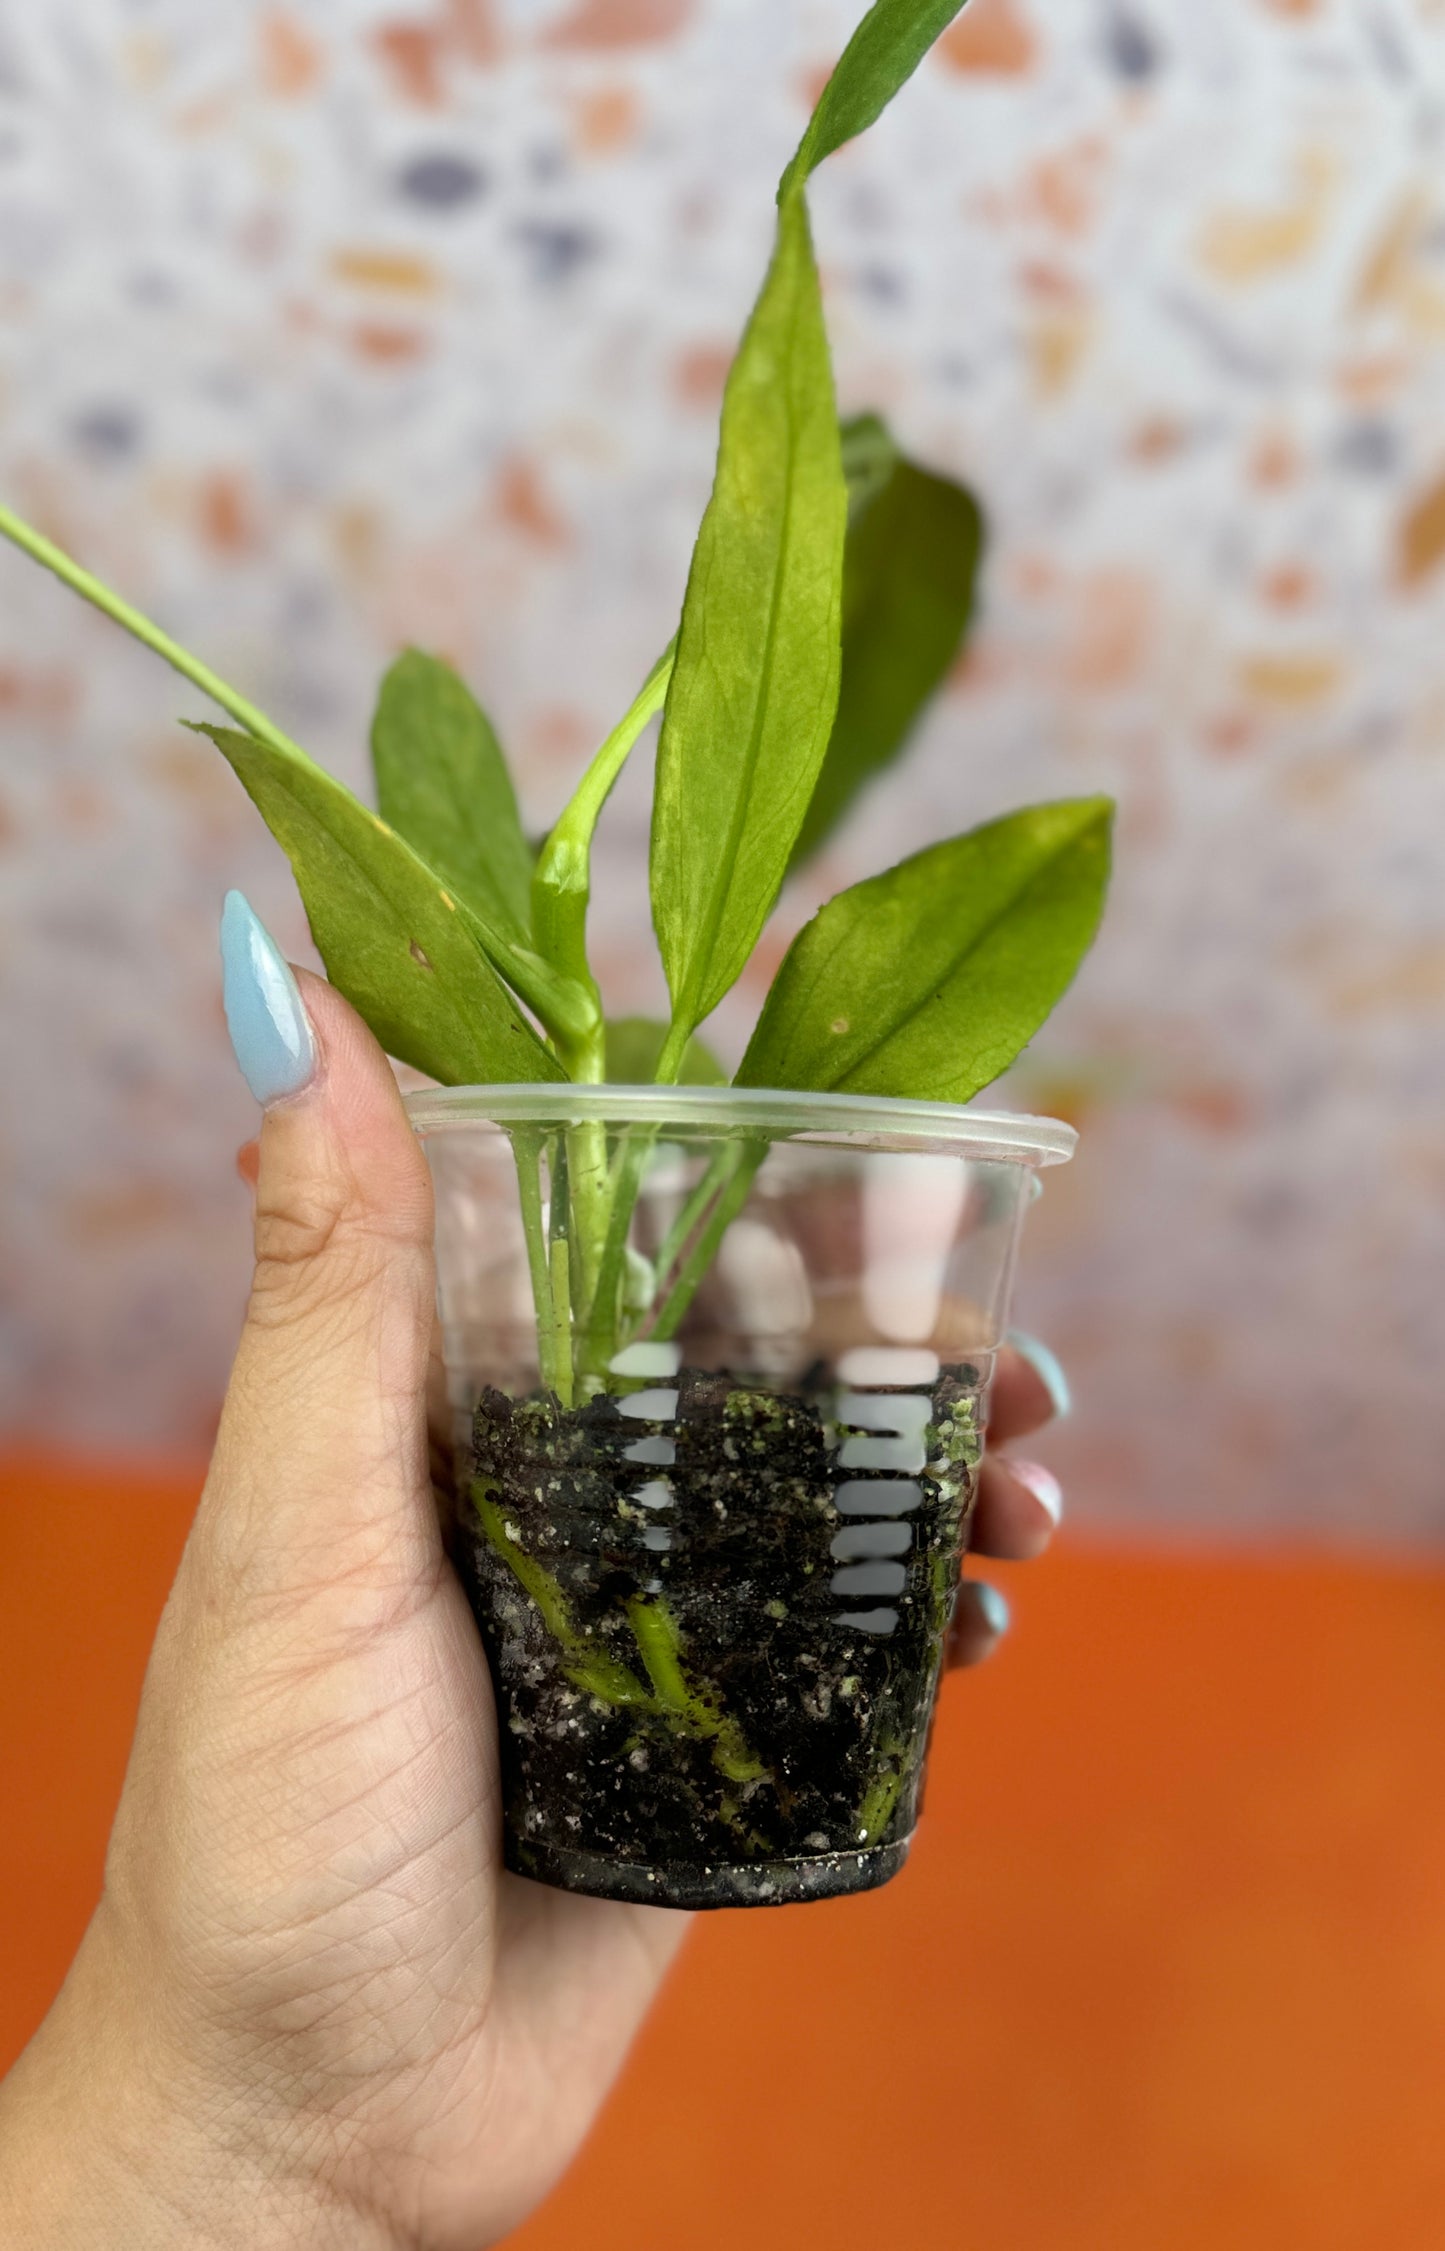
<box><xmin>2</xmin><ymin>0</ymin><xmax>1445</xmax><ymax>1542</ymax></box>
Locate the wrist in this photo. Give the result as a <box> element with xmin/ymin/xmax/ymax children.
<box><xmin>0</xmin><ymin>1915</ymin><xmax>399</xmax><ymax>2251</ymax></box>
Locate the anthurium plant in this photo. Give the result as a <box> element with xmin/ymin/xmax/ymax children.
<box><xmin>0</xmin><ymin>0</ymin><xmax>1112</xmax><ymax>1409</ymax></box>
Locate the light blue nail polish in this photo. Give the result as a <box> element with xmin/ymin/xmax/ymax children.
<box><xmin>220</xmin><ymin>891</ymin><xmax>315</xmax><ymax>1106</ymax></box>
<box><xmin>1007</xmin><ymin>1329</ymin><xmax>1072</xmax><ymax>1420</ymax></box>
<box><xmin>973</xmin><ymin>1582</ymin><xmax>1011</xmax><ymax>1637</ymax></box>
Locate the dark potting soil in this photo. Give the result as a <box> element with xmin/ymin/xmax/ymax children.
<box><xmin>455</xmin><ymin>1365</ymin><xmax>983</xmax><ymax>1909</ymax></box>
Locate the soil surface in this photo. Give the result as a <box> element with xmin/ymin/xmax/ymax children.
<box><xmin>456</xmin><ymin>1365</ymin><xmax>983</xmax><ymax>1908</ymax></box>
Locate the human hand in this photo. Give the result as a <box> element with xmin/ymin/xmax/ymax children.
<box><xmin>0</xmin><ymin>901</ymin><xmax>1068</xmax><ymax>2251</ymax></box>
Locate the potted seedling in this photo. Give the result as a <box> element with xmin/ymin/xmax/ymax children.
<box><xmin>0</xmin><ymin>0</ymin><xmax>1112</xmax><ymax>1908</ymax></box>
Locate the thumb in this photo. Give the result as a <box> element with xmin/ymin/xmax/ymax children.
<box><xmin>201</xmin><ymin>892</ymin><xmax>439</xmax><ymax>1595</ymax></box>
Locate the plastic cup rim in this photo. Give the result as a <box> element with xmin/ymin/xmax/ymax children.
<box><xmin>402</xmin><ymin>1083</ymin><xmax>1077</xmax><ymax>1167</ymax></box>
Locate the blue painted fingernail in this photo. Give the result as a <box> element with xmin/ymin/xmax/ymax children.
<box><xmin>220</xmin><ymin>891</ymin><xmax>316</xmax><ymax>1106</ymax></box>
<box><xmin>974</xmin><ymin>1582</ymin><xmax>1011</xmax><ymax>1637</ymax></box>
<box><xmin>1007</xmin><ymin>1330</ymin><xmax>1072</xmax><ymax>1420</ymax></box>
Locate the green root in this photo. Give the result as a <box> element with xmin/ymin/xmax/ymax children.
<box><xmin>856</xmin><ymin>1746</ymin><xmax>908</xmax><ymax>1846</ymax></box>
<box><xmin>472</xmin><ymin>1484</ymin><xmax>650</xmax><ymax>1707</ymax></box>
<box><xmin>472</xmin><ymin>1480</ymin><xmax>773</xmax><ymax>1794</ymax></box>
<box><xmin>626</xmin><ymin>1595</ymin><xmax>769</xmax><ymax>1786</ymax></box>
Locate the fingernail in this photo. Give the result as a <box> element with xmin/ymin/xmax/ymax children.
<box><xmin>1007</xmin><ymin>1330</ymin><xmax>1072</xmax><ymax>1421</ymax></box>
<box><xmin>220</xmin><ymin>891</ymin><xmax>316</xmax><ymax>1106</ymax></box>
<box><xmin>1010</xmin><ymin>1459</ymin><xmax>1064</xmax><ymax>1528</ymax></box>
<box><xmin>972</xmin><ymin>1582</ymin><xmax>1011</xmax><ymax>1637</ymax></box>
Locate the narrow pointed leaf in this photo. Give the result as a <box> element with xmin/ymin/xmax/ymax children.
<box><xmin>738</xmin><ymin>798</ymin><xmax>1113</xmax><ymax>1103</ymax></box>
<box><xmin>196</xmin><ymin>724</ymin><xmax>563</xmax><ymax>1087</ymax></box>
<box><xmin>781</xmin><ymin>0</ymin><xmax>969</xmax><ymax>198</ymax></box>
<box><xmin>371</xmin><ymin>650</ymin><xmax>534</xmax><ymax>943</ymax></box>
<box><xmin>794</xmin><ymin>413</ymin><xmax>984</xmax><ymax>867</ymax></box>
<box><xmin>604</xmin><ymin>1017</ymin><xmax>727</xmax><ymax>1088</ymax></box>
<box><xmin>650</xmin><ymin>190</ymin><xmax>846</xmax><ymax>1058</ymax></box>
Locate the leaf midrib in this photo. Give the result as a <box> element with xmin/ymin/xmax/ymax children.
<box><xmin>679</xmin><ymin>214</ymin><xmax>815</xmax><ymax>1026</ymax></box>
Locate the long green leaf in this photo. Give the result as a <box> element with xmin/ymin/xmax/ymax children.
<box><xmin>604</xmin><ymin>1017</ymin><xmax>727</xmax><ymax>1087</ymax></box>
<box><xmin>195</xmin><ymin>725</ymin><xmax>563</xmax><ymax>1087</ymax></box>
<box><xmin>794</xmin><ymin>414</ymin><xmax>984</xmax><ymax>868</ymax></box>
<box><xmin>737</xmin><ymin>798</ymin><xmax>1113</xmax><ymax>1103</ymax></box>
<box><xmin>781</xmin><ymin>0</ymin><xmax>969</xmax><ymax>198</ymax></box>
<box><xmin>371</xmin><ymin>650</ymin><xmax>534</xmax><ymax>944</ymax></box>
<box><xmin>649</xmin><ymin>190</ymin><xmax>846</xmax><ymax>1071</ymax></box>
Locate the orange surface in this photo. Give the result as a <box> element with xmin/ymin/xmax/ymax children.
<box><xmin>3</xmin><ymin>1452</ymin><xmax>1445</xmax><ymax>2248</ymax></box>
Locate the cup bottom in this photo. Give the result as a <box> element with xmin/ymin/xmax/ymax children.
<box><xmin>506</xmin><ymin>1834</ymin><xmax>912</xmax><ymax>1910</ymax></box>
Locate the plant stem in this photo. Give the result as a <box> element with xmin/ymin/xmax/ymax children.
<box><xmin>652</xmin><ymin>1015</ymin><xmax>695</xmax><ymax>1088</ymax></box>
<box><xmin>548</xmin><ymin>1235</ymin><xmax>574</xmax><ymax>1406</ymax></box>
<box><xmin>514</xmin><ymin>1134</ymin><xmax>569</xmax><ymax>1399</ymax></box>
<box><xmin>581</xmin><ymin>1126</ymin><xmax>656</xmax><ymax>1375</ymax></box>
<box><xmin>546</xmin><ymin>1137</ymin><xmax>576</xmax><ymax>1408</ymax></box>
<box><xmin>649</xmin><ymin>1142</ymin><xmax>736</xmax><ymax>1290</ymax></box>
<box><xmin>0</xmin><ymin>502</ymin><xmax>606</xmax><ymax>1061</ymax></box>
<box><xmin>648</xmin><ymin>1139</ymin><xmax>766</xmax><ymax>1342</ymax></box>
<box><xmin>565</xmin><ymin>1119</ymin><xmax>614</xmax><ymax>1358</ymax></box>
<box><xmin>0</xmin><ymin>500</ymin><xmax>309</xmax><ymax>764</ymax></box>
<box><xmin>532</xmin><ymin>642</ymin><xmax>675</xmax><ymax>994</ymax></box>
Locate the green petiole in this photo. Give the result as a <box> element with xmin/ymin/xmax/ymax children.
<box><xmin>514</xmin><ymin>1134</ymin><xmax>570</xmax><ymax>1400</ymax></box>
<box><xmin>532</xmin><ymin>641</ymin><xmax>676</xmax><ymax>1066</ymax></box>
<box><xmin>0</xmin><ymin>500</ymin><xmax>309</xmax><ymax>767</ymax></box>
<box><xmin>648</xmin><ymin>1141</ymin><xmax>765</xmax><ymax>1343</ymax></box>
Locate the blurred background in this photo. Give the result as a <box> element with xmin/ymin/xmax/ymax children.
<box><xmin>2</xmin><ymin>4</ymin><xmax>1444</xmax><ymax>2245</ymax></box>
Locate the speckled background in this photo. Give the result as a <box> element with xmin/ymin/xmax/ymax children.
<box><xmin>1</xmin><ymin>0</ymin><xmax>1443</xmax><ymax>1541</ymax></box>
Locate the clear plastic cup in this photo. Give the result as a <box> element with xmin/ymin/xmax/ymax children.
<box><xmin>407</xmin><ymin>1086</ymin><xmax>1074</xmax><ymax>1910</ymax></box>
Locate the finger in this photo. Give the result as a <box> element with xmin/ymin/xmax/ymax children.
<box><xmin>236</xmin><ymin>1137</ymin><xmax>260</xmax><ymax>1188</ymax></box>
<box><xmin>970</xmin><ymin>1453</ymin><xmax>1063</xmax><ymax>1561</ymax></box>
<box><xmin>946</xmin><ymin>1580</ymin><xmax>1010</xmax><ymax>1669</ymax></box>
<box><xmin>988</xmin><ymin>1332</ymin><xmax>1071</xmax><ymax>1446</ymax></box>
<box><xmin>201</xmin><ymin>892</ymin><xmax>437</xmax><ymax>1589</ymax></box>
